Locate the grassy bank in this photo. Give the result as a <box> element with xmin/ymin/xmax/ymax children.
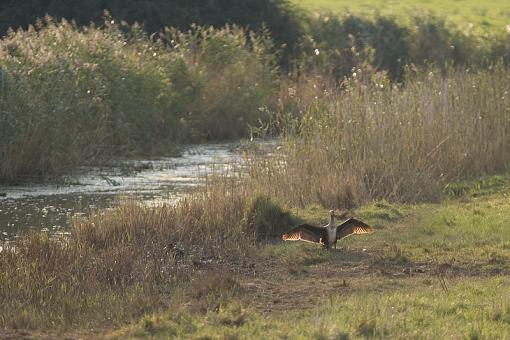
<box><xmin>2</xmin><ymin>64</ymin><xmax>510</xmax><ymax>332</ymax></box>
<box><xmin>0</xmin><ymin>179</ymin><xmax>295</xmax><ymax>329</ymax></box>
<box><xmin>107</xmin><ymin>174</ymin><xmax>510</xmax><ymax>338</ymax></box>
<box><xmin>118</xmin><ymin>279</ymin><xmax>510</xmax><ymax>339</ymax></box>
<box><xmin>4</xmin><ymin>170</ymin><xmax>510</xmax><ymax>336</ymax></box>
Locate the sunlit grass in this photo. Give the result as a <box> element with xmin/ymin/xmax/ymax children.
<box><xmin>294</xmin><ymin>0</ymin><xmax>510</xmax><ymax>35</ymax></box>
<box><xmin>114</xmin><ymin>174</ymin><xmax>510</xmax><ymax>339</ymax></box>
<box><xmin>116</xmin><ymin>277</ymin><xmax>510</xmax><ymax>339</ymax></box>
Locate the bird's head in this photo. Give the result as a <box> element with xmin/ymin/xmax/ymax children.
<box><xmin>330</xmin><ymin>209</ymin><xmax>349</xmax><ymax>220</ymax></box>
<box><xmin>329</xmin><ymin>210</ymin><xmax>336</xmax><ymax>224</ymax></box>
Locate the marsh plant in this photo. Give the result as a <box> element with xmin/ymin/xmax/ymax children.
<box><xmin>249</xmin><ymin>66</ymin><xmax>510</xmax><ymax>207</ymax></box>
<box><xmin>2</xmin><ymin>65</ymin><xmax>510</xmax><ymax>328</ymax></box>
<box><xmin>0</xmin><ymin>18</ymin><xmax>278</xmax><ymax>183</ymax></box>
<box><xmin>0</xmin><ymin>158</ymin><xmax>300</xmax><ymax>328</ymax></box>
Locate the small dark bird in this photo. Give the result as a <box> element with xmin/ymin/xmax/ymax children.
<box><xmin>282</xmin><ymin>210</ymin><xmax>374</xmax><ymax>249</ymax></box>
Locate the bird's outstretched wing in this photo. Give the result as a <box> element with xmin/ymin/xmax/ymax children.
<box><xmin>336</xmin><ymin>218</ymin><xmax>374</xmax><ymax>240</ymax></box>
<box><xmin>282</xmin><ymin>224</ymin><xmax>327</xmax><ymax>244</ymax></box>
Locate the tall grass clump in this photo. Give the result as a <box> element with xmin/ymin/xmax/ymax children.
<box><xmin>0</xmin><ymin>177</ymin><xmax>285</xmax><ymax>328</ymax></box>
<box><xmin>0</xmin><ymin>18</ymin><xmax>278</xmax><ymax>183</ymax></box>
<box><xmin>247</xmin><ymin>66</ymin><xmax>510</xmax><ymax>207</ymax></box>
<box><xmin>0</xmin><ymin>172</ymin><xmax>297</xmax><ymax>328</ymax></box>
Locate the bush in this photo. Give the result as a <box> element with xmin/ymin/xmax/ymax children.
<box><xmin>297</xmin><ymin>13</ymin><xmax>510</xmax><ymax>81</ymax></box>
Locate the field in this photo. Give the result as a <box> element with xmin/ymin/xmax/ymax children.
<box><xmin>2</xmin><ymin>1</ymin><xmax>510</xmax><ymax>338</ymax></box>
<box><xmin>294</xmin><ymin>0</ymin><xmax>510</xmax><ymax>34</ymax></box>
<box><xmin>3</xmin><ymin>174</ymin><xmax>510</xmax><ymax>338</ymax></box>
<box><xmin>109</xmin><ymin>175</ymin><xmax>510</xmax><ymax>338</ymax></box>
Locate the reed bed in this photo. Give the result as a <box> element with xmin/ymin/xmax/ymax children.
<box><xmin>246</xmin><ymin>66</ymin><xmax>510</xmax><ymax>207</ymax></box>
<box><xmin>0</xmin><ymin>19</ymin><xmax>277</xmax><ymax>183</ymax></box>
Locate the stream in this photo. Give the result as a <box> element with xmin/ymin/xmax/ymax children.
<box><xmin>0</xmin><ymin>141</ymin><xmax>274</xmax><ymax>241</ymax></box>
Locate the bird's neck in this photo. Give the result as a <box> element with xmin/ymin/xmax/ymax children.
<box><xmin>328</xmin><ymin>215</ymin><xmax>335</xmax><ymax>228</ymax></box>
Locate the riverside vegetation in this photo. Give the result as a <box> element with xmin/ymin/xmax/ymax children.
<box><xmin>2</xmin><ymin>65</ymin><xmax>510</xmax><ymax>337</ymax></box>
<box><xmin>2</xmin><ymin>2</ymin><xmax>510</xmax><ymax>338</ymax></box>
<box><xmin>0</xmin><ymin>20</ymin><xmax>278</xmax><ymax>183</ymax></box>
<box><xmin>1</xmin><ymin>9</ymin><xmax>510</xmax><ymax>183</ymax></box>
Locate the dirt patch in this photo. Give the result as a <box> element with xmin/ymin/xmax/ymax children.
<box><xmin>234</xmin><ymin>245</ymin><xmax>510</xmax><ymax>315</ymax></box>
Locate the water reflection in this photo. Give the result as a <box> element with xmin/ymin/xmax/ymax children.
<box><xmin>0</xmin><ymin>141</ymin><xmax>274</xmax><ymax>240</ymax></box>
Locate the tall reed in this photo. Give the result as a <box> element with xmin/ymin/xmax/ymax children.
<box><xmin>0</xmin><ymin>19</ymin><xmax>278</xmax><ymax>183</ymax></box>
<box><xmin>247</xmin><ymin>66</ymin><xmax>510</xmax><ymax>207</ymax></box>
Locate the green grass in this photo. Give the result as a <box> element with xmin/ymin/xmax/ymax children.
<box><xmin>294</xmin><ymin>0</ymin><xmax>510</xmax><ymax>34</ymax></box>
<box><xmin>117</xmin><ymin>278</ymin><xmax>510</xmax><ymax>339</ymax></box>
<box><xmin>110</xmin><ymin>173</ymin><xmax>510</xmax><ymax>339</ymax></box>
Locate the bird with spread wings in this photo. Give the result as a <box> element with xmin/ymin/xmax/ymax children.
<box><xmin>282</xmin><ymin>210</ymin><xmax>374</xmax><ymax>249</ymax></box>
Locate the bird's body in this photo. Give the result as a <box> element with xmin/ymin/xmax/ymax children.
<box><xmin>282</xmin><ymin>211</ymin><xmax>373</xmax><ymax>249</ymax></box>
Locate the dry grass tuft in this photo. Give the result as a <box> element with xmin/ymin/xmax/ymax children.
<box><xmin>0</xmin><ymin>177</ymin><xmax>296</xmax><ymax>328</ymax></box>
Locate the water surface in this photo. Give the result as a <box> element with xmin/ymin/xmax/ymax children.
<box><xmin>0</xmin><ymin>141</ymin><xmax>273</xmax><ymax>241</ymax></box>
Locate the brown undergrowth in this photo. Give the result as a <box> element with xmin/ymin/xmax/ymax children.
<box><xmin>0</xmin><ymin>178</ymin><xmax>296</xmax><ymax>329</ymax></box>
<box><xmin>2</xmin><ymin>66</ymin><xmax>510</xmax><ymax>334</ymax></box>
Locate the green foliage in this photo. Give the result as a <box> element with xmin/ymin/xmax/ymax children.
<box><xmin>0</xmin><ymin>20</ymin><xmax>278</xmax><ymax>183</ymax></box>
<box><xmin>444</xmin><ymin>174</ymin><xmax>510</xmax><ymax>198</ymax></box>
<box><xmin>1</xmin><ymin>0</ymin><xmax>509</xmax><ymax>80</ymax></box>
<box><xmin>299</xmin><ymin>14</ymin><xmax>409</xmax><ymax>80</ymax></box>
